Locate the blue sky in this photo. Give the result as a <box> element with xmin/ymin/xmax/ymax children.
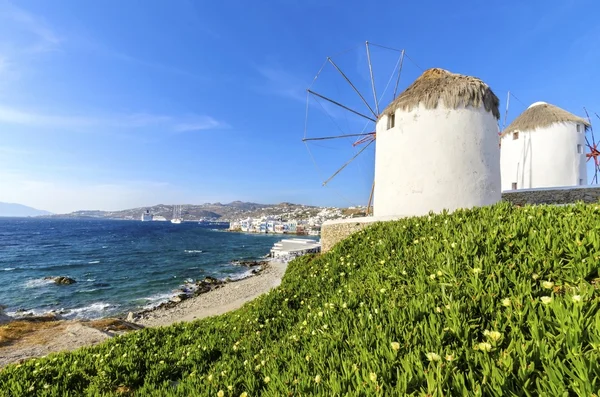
<box><xmin>0</xmin><ymin>0</ymin><xmax>598</xmax><ymax>213</ymax></box>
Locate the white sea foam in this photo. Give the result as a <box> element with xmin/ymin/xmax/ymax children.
<box><xmin>226</xmin><ymin>269</ymin><xmax>254</xmax><ymax>281</ymax></box>
<box><xmin>88</xmin><ymin>260</ymin><xmax>100</xmax><ymax>264</ymax></box>
<box><xmin>7</xmin><ymin>308</ymin><xmax>46</xmax><ymax>317</ymax></box>
<box><xmin>2</xmin><ymin>267</ymin><xmax>16</xmax><ymax>271</ymax></box>
<box><xmin>64</xmin><ymin>302</ymin><xmax>113</xmax><ymax>319</ymax></box>
<box><xmin>24</xmin><ymin>278</ymin><xmax>55</xmax><ymax>288</ymax></box>
<box><xmin>184</xmin><ymin>250</ymin><xmax>203</xmax><ymax>253</ymax></box>
<box><xmin>141</xmin><ymin>293</ymin><xmax>173</xmax><ymax>310</ymax></box>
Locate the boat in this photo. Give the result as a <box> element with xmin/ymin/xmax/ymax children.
<box><xmin>171</xmin><ymin>205</ymin><xmax>183</xmax><ymax>224</ymax></box>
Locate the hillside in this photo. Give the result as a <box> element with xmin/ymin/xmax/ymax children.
<box><xmin>1</xmin><ymin>202</ymin><xmax>598</xmax><ymax>395</ymax></box>
<box><xmin>47</xmin><ymin>202</ymin><xmax>342</xmax><ymax>222</ymax></box>
<box><xmin>0</xmin><ymin>202</ymin><xmax>52</xmax><ymax>217</ymax></box>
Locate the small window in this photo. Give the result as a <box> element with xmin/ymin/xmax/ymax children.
<box><xmin>577</xmin><ymin>144</ymin><xmax>583</xmax><ymax>154</ymax></box>
<box><xmin>576</xmin><ymin>124</ymin><xmax>581</xmax><ymax>132</ymax></box>
<box><xmin>512</xmin><ymin>131</ymin><xmax>519</xmax><ymax>140</ymax></box>
<box><xmin>579</xmin><ymin>178</ymin><xmax>584</xmax><ymax>185</ymax></box>
<box><xmin>511</xmin><ymin>182</ymin><xmax>517</xmax><ymax>190</ymax></box>
<box><xmin>387</xmin><ymin>113</ymin><xmax>395</xmax><ymax>129</ymax></box>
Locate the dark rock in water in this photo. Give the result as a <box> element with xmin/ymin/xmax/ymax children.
<box><xmin>231</xmin><ymin>260</ymin><xmax>269</xmax><ymax>267</ymax></box>
<box><xmin>203</xmin><ymin>276</ymin><xmax>219</xmax><ymax>284</ymax></box>
<box><xmin>44</xmin><ymin>276</ymin><xmax>76</xmax><ymax>285</ymax></box>
<box><xmin>170</xmin><ymin>294</ymin><xmax>188</xmax><ymax>303</ymax></box>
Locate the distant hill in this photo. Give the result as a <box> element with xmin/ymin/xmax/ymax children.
<box><xmin>0</xmin><ymin>202</ymin><xmax>52</xmax><ymax>217</ymax></box>
<box><xmin>46</xmin><ymin>201</ymin><xmax>330</xmax><ymax>222</ymax></box>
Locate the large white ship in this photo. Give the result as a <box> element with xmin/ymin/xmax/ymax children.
<box><xmin>171</xmin><ymin>205</ymin><xmax>183</xmax><ymax>224</ymax></box>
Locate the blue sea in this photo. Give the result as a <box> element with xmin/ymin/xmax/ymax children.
<box><xmin>0</xmin><ymin>218</ymin><xmax>314</xmax><ymax>320</ymax></box>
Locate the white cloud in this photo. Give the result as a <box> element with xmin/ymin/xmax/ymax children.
<box><xmin>256</xmin><ymin>66</ymin><xmax>308</xmax><ymax>103</ymax></box>
<box><xmin>0</xmin><ymin>104</ymin><xmax>226</xmax><ymax>132</ymax></box>
<box><xmin>173</xmin><ymin>116</ymin><xmax>226</xmax><ymax>132</ymax></box>
<box><xmin>0</xmin><ymin>1</ymin><xmax>61</xmax><ymax>53</ymax></box>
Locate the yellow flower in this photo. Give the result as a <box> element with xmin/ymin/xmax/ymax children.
<box><xmin>240</xmin><ymin>393</ymin><xmax>248</xmax><ymax>397</ymax></box>
<box><xmin>572</xmin><ymin>295</ymin><xmax>582</xmax><ymax>302</ymax></box>
<box><xmin>435</xmin><ymin>307</ymin><xmax>442</xmax><ymax>313</ymax></box>
<box><xmin>217</xmin><ymin>391</ymin><xmax>224</xmax><ymax>397</ymax></box>
<box><xmin>484</xmin><ymin>330</ymin><xmax>502</xmax><ymax>342</ymax></box>
<box><xmin>318</xmin><ymin>311</ymin><xmax>324</xmax><ymax>317</ymax></box>
<box><xmin>540</xmin><ymin>296</ymin><xmax>552</xmax><ymax>305</ymax></box>
<box><xmin>436</xmin><ymin>270</ymin><xmax>442</xmax><ymax>276</ymax></box>
<box><xmin>450</xmin><ymin>243</ymin><xmax>456</xmax><ymax>248</ymax></box>
<box><xmin>445</xmin><ymin>354</ymin><xmax>454</xmax><ymax>361</ymax></box>
<box><xmin>314</xmin><ymin>374</ymin><xmax>321</xmax><ymax>383</ymax></box>
<box><xmin>501</xmin><ymin>298</ymin><xmax>511</xmax><ymax>307</ymax></box>
<box><xmin>532</xmin><ymin>273</ymin><xmax>540</xmax><ymax>280</ymax></box>
<box><xmin>472</xmin><ymin>268</ymin><xmax>482</xmax><ymax>275</ymax></box>
<box><xmin>380</xmin><ymin>288</ymin><xmax>386</xmax><ymax>293</ymax></box>
<box><xmin>264</xmin><ymin>376</ymin><xmax>271</xmax><ymax>383</ymax></box>
<box><xmin>391</xmin><ymin>342</ymin><xmax>400</xmax><ymax>351</ymax></box>
<box><xmin>542</xmin><ymin>281</ymin><xmax>554</xmax><ymax>289</ymax></box>
<box><xmin>369</xmin><ymin>372</ymin><xmax>377</xmax><ymax>383</ymax></box>
<box><xmin>477</xmin><ymin>342</ymin><xmax>492</xmax><ymax>352</ymax></box>
<box><xmin>426</xmin><ymin>352</ymin><xmax>441</xmax><ymax>362</ymax></box>
<box><xmin>305</xmin><ymin>355</ymin><xmax>311</xmax><ymax>361</ymax></box>
<box><xmin>207</xmin><ymin>374</ymin><xmax>213</xmax><ymax>382</ymax></box>
<box><xmin>429</xmin><ymin>274</ymin><xmax>436</xmax><ymax>280</ymax></box>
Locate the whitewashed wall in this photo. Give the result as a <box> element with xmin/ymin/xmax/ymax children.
<box><xmin>500</xmin><ymin>122</ymin><xmax>587</xmax><ymax>190</ymax></box>
<box><xmin>373</xmin><ymin>102</ymin><xmax>502</xmax><ymax>217</ymax></box>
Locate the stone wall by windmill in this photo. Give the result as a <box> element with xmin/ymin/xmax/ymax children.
<box><xmin>500</xmin><ymin>185</ymin><xmax>600</xmax><ymax>206</ymax></box>
<box><xmin>321</xmin><ymin>185</ymin><xmax>600</xmax><ymax>252</ymax></box>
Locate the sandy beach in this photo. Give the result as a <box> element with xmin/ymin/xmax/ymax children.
<box><xmin>0</xmin><ymin>259</ymin><xmax>288</xmax><ymax>368</ymax></box>
<box><xmin>136</xmin><ymin>259</ymin><xmax>287</xmax><ymax>327</ymax></box>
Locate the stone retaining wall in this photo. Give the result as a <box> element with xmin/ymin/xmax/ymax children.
<box><xmin>501</xmin><ymin>186</ymin><xmax>600</xmax><ymax>206</ymax></box>
<box><xmin>321</xmin><ymin>186</ymin><xmax>600</xmax><ymax>252</ymax></box>
<box><xmin>320</xmin><ymin>219</ymin><xmax>375</xmax><ymax>252</ymax></box>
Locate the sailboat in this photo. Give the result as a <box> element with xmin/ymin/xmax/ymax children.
<box><xmin>171</xmin><ymin>205</ymin><xmax>183</xmax><ymax>224</ymax></box>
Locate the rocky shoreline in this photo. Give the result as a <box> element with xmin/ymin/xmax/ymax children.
<box><xmin>1</xmin><ymin>260</ymin><xmax>271</xmax><ymax>325</ymax></box>
<box><xmin>124</xmin><ymin>260</ymin><xmax>270</xmax><ymax>323</ymax></box>
<box><xmin>0</xmin><ymin>258</ymin><xmax>288</xmax><ymax>367</ymax></box>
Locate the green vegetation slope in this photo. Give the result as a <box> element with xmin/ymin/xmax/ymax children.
<box><xmin>1</xmin><ymin>202</ymin><xmax>599</xmax><ymax>396</ymax></box>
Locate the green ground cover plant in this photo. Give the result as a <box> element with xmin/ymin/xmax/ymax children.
<box><xmin>1</xmin><ymin>202</ymin><xmax>599</xmax><ymax>396</ymax></box>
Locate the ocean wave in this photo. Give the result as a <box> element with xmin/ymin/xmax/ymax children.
<box><xmin>184</xmin><ymin>250</ymin><xmax>203</xmax><ymax>253</ymax></box>
<box><xmin>76</xmin><ymin>288</ymin><xmax>99</xmax><ymax>293</ymax></box>
<box><xmin>141</xmin><ymin>293</ymin><xmax>173</xmax><ymax>310</ymax></box>
<box><xmin>63</xmin><ymin>302</ymin><xmax>114</xmax><ymax>319</ymax></box>
<box><xmin>24</xmin><ymin>278</ymin><xmax>55</xmax><ymax>288</ymax></box>
<box><xmin>33</xmin><ymin>262</ymin><xmax>88</xmax><ymax>271</ymax></box>
<box><xmin>88</xmin><ymin>260</ymin><xmax>100</xmax><ymax>264</ymax></box>
<box><xmin>2</xmin><ymin>267</ymin><xmax>16</xmax><ymax>271</ymax></box>
<box><xmin>225</xmin><ymin>269</ymin><xmax>254</xmax><ymax>281</ymax></box>
<box><xmin>86</xmin><ymin>278</ymin><xmax>96</xmax><ymax>282</ymax></box>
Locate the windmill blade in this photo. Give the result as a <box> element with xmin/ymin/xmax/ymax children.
<box><xmin>322</xmin><ymin>139</ymin><xmax>374</xmax><ymax>187</ymax></box>
<box><xmin>327</xmin><ymin>57</ymin><xmax>378</xmax><ymax>119</ymax></box>
<box><xmin>308</xmin><ymin>90</ymin><xmax>377</xmax><ymax>123</ymax></box>
<box><xmin>302</xmin><ymin>132</ymin><xmax>375</xmax><ymax>142</ymax></box>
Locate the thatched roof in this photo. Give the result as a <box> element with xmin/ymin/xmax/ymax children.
<box><xmin>501</xmin><ymin>102</ymin><xmax>589</xmax><ymax>136</ymax></box>
<box><xmin>382</xmin><ymin>68</ymin><xmax>500</xmax><ymax>119</ymax></box>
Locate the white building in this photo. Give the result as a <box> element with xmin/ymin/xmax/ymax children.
<box><xmin>373</xmin><ymin>68</ymin><xmax>501</xmax><ymax>217</ymax></box>
<box><xmin>270</xmin><ymin>238</ymin><xmax>321</xmax><ymax>258</ymax></box>
<box><xmin>500</xmin><ymin>102</ymin><xmax>589</xmax><ymax>190</ymax></box>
